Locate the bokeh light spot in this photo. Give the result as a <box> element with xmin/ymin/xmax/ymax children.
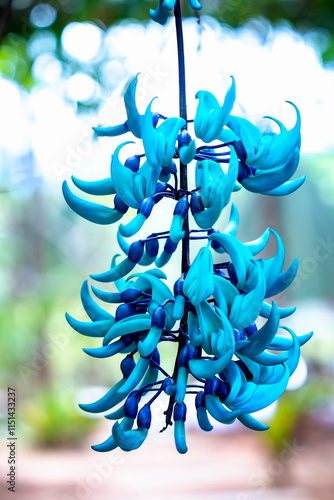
<box><xmin>61</xmin><ymin>22</ymin><xmax>104</xmax><ymax>62</ymax></box>
<box><xmin>29</xmin><ymin>3</ymin><xmax>57</xmax><ymax>29</ymax></box>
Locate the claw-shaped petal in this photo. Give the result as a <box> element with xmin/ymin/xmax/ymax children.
<box><xmin>195</xmin><ymin>77</ymin><xmax>236</xmax><ymax>143</ymax></box>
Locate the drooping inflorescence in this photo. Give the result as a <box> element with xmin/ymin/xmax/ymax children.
<box><xmin>63</xmin><ymin>0</ymin><xmax>312</xmax><ymax>454</ymax></box>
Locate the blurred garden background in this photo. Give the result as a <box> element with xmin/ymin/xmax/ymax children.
<box><xmin>0</xmin><ymin>0</ymin><xmax>334</xmax><ymax>498</ymax></box>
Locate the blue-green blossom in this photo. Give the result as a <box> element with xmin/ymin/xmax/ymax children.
<box><xmin>63</xmin><ymin>27</ymin><xmax>312</xmax><ymax>454</ymax></box>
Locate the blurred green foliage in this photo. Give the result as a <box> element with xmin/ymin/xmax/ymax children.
<box><xmin>266</xmin><ymin>376</ymin><xmax>334</xmax><ymax>453</ymax></box>
<box><xmin>0</xmin><ymin>0</ymin><xmax>333</xmax><ymax>94</ymax></box>
<box><xmin>21</xmin><ymin>388</ymin><xmax>96</xmax><ymax>447</ymax></box>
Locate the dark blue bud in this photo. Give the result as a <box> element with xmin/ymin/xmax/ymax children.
<box><xmin>188</xmin><ymin>302</ymin><xmax>196</xmax><ymax>313</ymax></box>
<box><xmin>150</xmin><ymin>347</ymin><xmax>160</xmax><ymax>365</ymax></box>
<box><xmin>151</xmin><ymin>305</ymin><xmax>166</xmax><ymax>329</ymax></box>
<box><xmin>204</xmin><ymin>377</ymin><xmax>220</xmax><ymax>395</ymax></box>
<box><xmin>138</xmin><ymin>197</ymin><xmax>154</xmax><ymax>218</ymax></box>
<box><xmin>164</xmin><ymin>160</ymin><xmax>177</xmax><ymax>174</ymax></box>
<box><xmin>122</xmin><ymin>334</ymin><xmax>135</xmax><ymax>348</ymax></box>
<box><xmin>190</xmin><ymin>192</ymin><xmax>204</xmax><ymax>214</ymax></box>
<box><xmin>237</xmin><ymin>162</ymin><xmax>257</xmax><ymax>183</ymax></box>
<box><xmin>129</xmin><ymin>240</ymin><xmax>144</xmax><ymax>263</ymax></box>
<box><xmin>155</xmin><ymin>181</ymin><xmax>168</xmax><ymax>194</ymax></box>
<box><xmin>134</xmin><ymin>304</ymin><xmax>148</xmax><ymax>314</ymax></box>
<box><xmin>187</xmin><ymin>344</ymin><xmax>200</xmax><ymax>362</ymax></box>
<box><xmin>218</xmin><ymin>381</ymin><xmax>230</xmax><ymax>401</ymax></box>
<box><xmin>164</xmin><ymin>237</ymin><xmax>178</xmax><ymax>255</ymax></box>
<box><xmin>245</xmin><ymin>323</ymin><xmax>257</xmax><ymax>337</ymax></box>
<box><xmin>234</xmin><ymin>328</ymin><xmax>246</xmax><ymax>341</ymax></box>
<box><xmin>115</xmin><ymin>303</ymin><xmax>136</xmax><ymax>322</ymax></box>
<box><xmin>152</xmin><ymin>112</ymin><xmax>160</xmax><ymax>128</ymax></box>
<box><xmin>121</xmin><ymin>287</ymin><xmax>142</xmax><ymax>303</ymax></box>
<box><xmin>161</xmin><ymin>167</ymin><xmax>171</xmax><ymax>178</ymax></box>
<box><xmin>124</xmin><ymin>393</ymin><xmax>139</xmax><ymax>419</ymax></box>
<box><xmin>173</xmin><ymin>276</ymin><xmax>185</xmax><ymax>296</ymax></box>
<box><xmin>178</xmin><ymin>345</ymin><xmax>189</xmax><ymax>368</ymax></box>
<box><xmin>174</xmin><ymin>402</ymin><xmax>187</xmax><ymax>422</ymax></box>
<box><xmin>174</xmin><ymin>196</ymin><xmax>189</xmax><ymax>218</ymax></box>
<box><xmin>145</xmin><ymin>237</ymin><xmax>159</xmax><ymax>258</ymax></box>
<box><xmin>162</xmin><ymin>377</ymin><xmax>175</xmax><ymax>395</ymax></box>
<box><xmin>137</xmin><ymin>404</ymin><xmax>152</xmax><ymax>429</ymax></box>
<box><xmin>227</xmin><ymin>262</ymin><xmax>238</xmax><ymax>285</ymax></box>
<box><xmin>208</xmin><ymin>228</ymin><xmax>222</xmax><ymax>250</ymax></box>
<box><xmin>125</xmin><ymin>155</ymin><xmax>140</xmax><ymax>172</ymax></box>
<box><xmin>154</xmin><ymin>181</ymin><xmax>168</xmax><ymax>203</ymax></box>
<box><xmin>114</xmin><ymin>195</ymin><xmax>129</xmax><ymax>214</ymax></box>
<box><xmin>233</xmin><ymin>140</ymin><xmax>247</xmax><ymax>163</ymax></box>
<box><xmin>195</xmin><ymin>391</ymin><xmax>205</xmax><ymax>409</ymax></box>
<box><xmin>121</xmin><ymin>356</ymin><xmax>136</xmax><ymax>378</ymax></box>
<box><xmin>178</xmin><ymin>129</ymin><xmax>191</xmax><ymax>148</ymax></box>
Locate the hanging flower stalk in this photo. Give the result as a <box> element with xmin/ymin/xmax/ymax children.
<box><xmin>63</xmin><ymin>0</ymin><xmax>312</xmax><ymax>454</ymax></box>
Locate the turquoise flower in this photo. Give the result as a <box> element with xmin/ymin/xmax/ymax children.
<box><xmin>194</xmin><ymin>76</ymin><xmax>236</xmax><ymax>143</ymax></box>
<box><xmin>63</xmin><ymin>14</ymin><xmax>312</xmax><ymax>453</ymax></box>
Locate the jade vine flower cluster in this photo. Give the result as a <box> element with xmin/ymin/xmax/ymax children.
<box><xmin>63</xmin><ymin>3</ymin><xmax>312</xmax><ymax>454</ymax></box>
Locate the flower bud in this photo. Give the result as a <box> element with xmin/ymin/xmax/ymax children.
<box><xmin>190</xmin><ymin>192</ymin><xmax>204</xmax><ymax>214</ymax></box>
<box><xmin>178</xmin><ymin>129</ymin><xmax>191</xmax><ymax>148</ymax></box>
<box><xmin>195</xmin><ymin>391</ymin><xmax>205</xmax><ymax>409</ymax></box>
<box><xmin>137</xmin><ymin>405</ymin><xmax>152</xmax><ymax>429</ymax></box>
<box><xmin>129</xmin><ymin>240</ymin><xmax>144</xmax><ymax>263</ymax></box>
<box><xmin>124</xmin><ymin>393</ymin><xmax>139</xmax><ymax>419</ymax></box>
<box><xmin>121</xmin><ymin>287</ymin><xmax>142</xmax><ymax>303</ymax></box>
<box><xmin>163</xmin><ymin>377</ymin><xmax>176</xmax><ymax>395</ymax></box>
<box><xmin>125</xmin><ymin>155</ymin><xmax>140</xmax><ymax>172</ymax></box>
<box><xmin>115</xmin><ymin>303</ymin><xmax>136</xmax><ymax>322</ymax></box>
<box><xmin>138</xmin><ymin>197</ymin><xmax>154</xmax><ymax>218</ymax></box>
<box><xmin>174</xmin><ymin>196</ymin><xmax>189</xmax><ymax>218</ymax></box>
<box><xmin>204</xmin><ymin>377</ymin><xmax>220</xmax><ymax>395</ymax></box>
<box><xmin>121</xmin><ymin>356</ymin><xmax>136</xmax><ymax>378</ymax></box>
<box><xmin>114</xmin><ymin>194</ymin><xmax>129</xmax><ymax>214</ymax></box>
<box><xmin>151</xmin><ymin>305</ymin><xmax>166</xmax><ymax>329</ymax></box>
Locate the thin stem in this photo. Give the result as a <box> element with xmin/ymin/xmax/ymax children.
<box><xmin>161</xmin><ymin>1</ymin><xmax>190</xmax><ymax>433</ymax></box>
<box><xmin>174</xmin><ymin>0</ymin><xmax>189</xmax><ymax>273</ymax></box>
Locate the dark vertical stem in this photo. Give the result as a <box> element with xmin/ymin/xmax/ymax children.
<box><xmin>160</xmin><ymin>0</ymin><xmax>189</xmax><ymax>432</ymax></box>
<box><xmin>174</xmin><ymin>0</ymin><xmax>190</xmax><ymax>274</ymax></box>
